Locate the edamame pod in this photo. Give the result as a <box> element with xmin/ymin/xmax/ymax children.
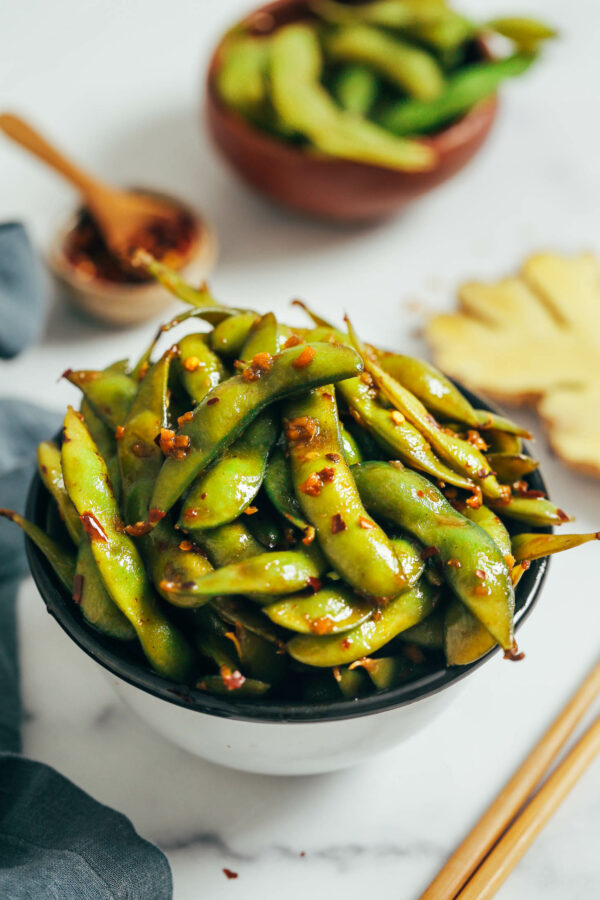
<box><xmin>61</xmin><ymin>407</ymin><xmax>194</xmax><ymax>682</ymax></box>
<box><xmin>63</xmin><ymin>369</ymin><xmax>137</xmax><ymax>430</ymax></box>
<box><xmin>264</xmin><ymin>447</ymin><xmax>311</xmax><ymax>532</ymax></box>
<box><xmin>176</xmin><ymin>333</ymin><xmax>226</xmax><ymax>404</ymax></box>
<box><xmin>352</xmin><ymin>462</ymin><xmax>515</xmax><ymax>649</ymax></box>
<box><xmin>490</xmin><ymin>495</ymin><xmax>573</xmax><ymax>527</ymax></box>
<box><xmin>325</xmin><ymin>24</ymin><xmax>444</xmax><ymax>100</ymax></box>
<box><xmin>216</xmin><ymin>34</ymin><xmax>270</xmax><ymax>119</ymax></box>
<box><xmin>0</xmin><ymin>509</ymin><xmax>75</xmax><ymax>591</ymax></box>
<box><xmin>37</xmin><ymin>441</ymin><xmax>81</xmax><ymax>544</ymax></box>
<box><xmin>485</xmin><ymin>453</ymin><xmax>539</xmax><ymax>482</ymax></box>
<box><xmin>381</xmin><ymin>54</ymin><xmax>534</xmax><ymax>136</ymax></box>
<box><xmin>287</xmin><ymin>578</ymin><xmax>437</xmax><ymax>667</ymax></box>
<box><xmin>210</xmin><ymin>313</ymin><xmax>259</xmax><ymax>357</ymax></box>
<box><xmin>79</xmin><ymin>398</ymin><xmax>116</xmax><ymax>461</ymax></box>
<box><xmin>285</xmin><ymin>385</ymin><xmax>408</xmax><ymax>599</ymax></box>
<box><xmin>179</xmin><ymin>412</ymin><xmax>278</xmax><ymax>530</ymax></box>
<box><xmin>160</xmin><ymin>545</ymin><xmax>327</xmax><ymax>605</ymax></box>
<box><xmin>196</xmin><ymin>521</ymin><xmax>264</xmax><ymax>567</ymax></box>
<box><xmin>264</xmin><ymin>584</ymin><xmax>375</xmax><ymax>635</ymax></box>
<box><xmin>511</xmin><ymin>531</ymin><xmax>600</xmax><ymax>563</ymax></box>
<box><xmin>333</xmin><ymin>64</ymin><xmax>378</xmax><ymax>115</ymax></box>
<box><xmin>146</xmin><ymin>342</ymin><xmax>363</xmax><ymax>522</ymax></box>
<box><xmin>310</xmin><ymin>0</ymin><xmax>446</xmax><ymax>29</ymax></box>
<box><xmin>75</xmin><ymin>540</ymin><xmax>135</xmax><ymax>640</ymax></box>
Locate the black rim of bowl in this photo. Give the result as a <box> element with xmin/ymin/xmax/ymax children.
<box><xmin>25</xmin><ymin>388</ymin><xmax>550</xmax><ymax>724</ymax></box>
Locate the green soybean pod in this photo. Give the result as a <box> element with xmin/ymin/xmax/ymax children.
<box><xmin>485</xmin><ymin>453</ymin><xmax>539</xmax><ymax>483</ymax></box>
<box><xmin>511</xmin><ymin>532</ymin><xmax>600</xmax><ymax>563</ymax></box>
<box><xmin>352</xmin><ymin>462</ymin><xmax>515</xmax><ymax>650</ymax></box>
<box><xmin>216</xmin><ymin>34</ymin><xmax>270</xmax><ymax>119</ymax></box>
<box><xmin>490</xmin><ymin>495</ymin><xmax>573</xmax><ymax>527</ymax></box>
<box><xmin>380</xmin><ymin>54</ymin><xmax>534</xmax><ymax>136</ymax></box>
<box><xmin>487</xmin><ymin>17</ymin><xmax>557</xmax><ymax>51</ymax></box>
<box><xmin>160</xmin><ymin>545</ymin><xmax>327</xmax><ymax>606</ymax></box>
<box><xmin>63</xmin><ymin>369</ymin><xmax>137</xmax><ymax>431</ymax></box>
<box><xmin>287</xmin><ymin>578</ymin><xmax>437</xmax><ymax>667</ymax></box>
<box><xmin>264</xmin><ymin>584</ymin><xmax>375</xmax><ymax>635</ymax></box>
<box><xmin>75</xmin><ymin>540</ymin><xmax>135</xmax><ymax>641</ymax></box>
<box><xmin>264</xmin><ymin>447</ymin><xmax>310</xmax><ymax>533</ymax></box>
<box><xmin>325</xmin><ymin>24</ymin><xmax>445</xmax><ymax>100</ymax></box>
<box><xmin>310</xmin><ymin>0</ymin><xmax>446</xmax><ymax>29</ymax></box>
<box><xmin>61</xmin><ymin>407</ymin><xmax>194</xmax><ymax>682</ymax></box>
<box><xmin>147</xmin><ymin>341</ymin><xmax>363</xmax><ymax>522</ymax></box>
<box><xmin>210</xmin><ymin>313</ymin><xmax>259</xmax><ymax>357</ymax></box>
<box><xmin>37</xmin><ymin>441</ymin><xmax>81</xmax><ymax>544</ymax></box>
<box><xmin>196</xmin><ymin>521</ymin><xmax>265</xmax><ymax>567</ymax></box>
<box><xmin>333</xmin><ymin>64</ymin><xmax>378</xmax><ymax>115</ymax></box>
<box><xmin>177</xmin><ymin>333</ymin><xmax>226</xmax><ymax>405</ymax></box>
<box><xmin>0</xmin><ymin>508</ymin><xmax>75</xmax><ymax>591</ymax></box>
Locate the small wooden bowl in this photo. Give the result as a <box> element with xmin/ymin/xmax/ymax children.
<box><xmin>206</xmin><ymin>0</ymin><xmax>498</xmax><ymax>223</ymax></box>
<box><xmin>49</xmin><ymin>192</ymin><xmax>218</xmax><ymax>327</ymax></box>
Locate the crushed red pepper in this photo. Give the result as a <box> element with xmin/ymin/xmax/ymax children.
<box><xmin>241</xmin><ymin>352</ymin><xmax>273</xmax><ymax>382</ymax></box>
<box><xmin>285</xmin><ymin>416</ymin><xmax>319</xmax><ymax>443</ymax></box>
<box><xmin>115</xmin><ymin>426</ymin><xmax>125</xmax><ymax>440</ymax></box>
<box><xmin>292</xmin><ymin>345</ymin><xmax>316</xmax><ymax>369</ymax></box>
<box><xmin>177</xmin><ymin>411</ymin><xmax>194</xmax><ymax>426</ymax></box>
<box><xmin>183</xmin><ymin>356</ymin><xmax>201</xmax><ymax>372</ymax></box>
<box><xmin>80</xmin><ymin>512</ymin><xmax>108</xmax><ymax>542</ymax></box>
<box><xmin>308</xmin><ymin>616</ymin><xmax>334</xmax><ymax>635</ymax></box>
<box><xmin>283</xmin><ymin>334</ymin><xmax>303</xmax><ymax>349</ymax></box>
<box><xmin>63</xmin><ymin>204</ymin><xmax>196</xmax><ymax>284</ymax></box>
<box><xmin>72</xmin><ymin>573</ymin><xmax>84</xmax><ymax>604</ymax></box>
<box><xmin>358</xmin><ymin>516</ymin><xmax>374</xmax><ymax>530</ymax></box>
<box><xmin>331</xmin><ymin>513</ymin><xmax>346</xmax><ymax>534</ymax></box>
<box><xmin>222</xmin><ymin>869</ymin><xmax>239</xmax><ymax>880</ymax></box>
<box><xmin>219</xmin><ymin>666</ymin><xmax>246</xmax><ymax>691</ymax></box>
<box><xmin>244</xmin><ymin>506</ymin><xmax>258</xmax><ymax>515</ymax></box>
<box><xmin>325</xmin><ymin>452</ymin><xmax>340</xmax><ymax>463</ymax></box>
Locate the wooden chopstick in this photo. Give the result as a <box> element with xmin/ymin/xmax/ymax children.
<box><xmin>456</xmin><ymin>715</ymin><xmax>600</xmax><ymax>900</ymax></box>
<box><xmin>419</xmin><ymin>658</ymin><xmax>600</xmax><ymax>900</ymax></box>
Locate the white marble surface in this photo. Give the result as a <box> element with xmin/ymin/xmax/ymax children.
<box><xmin>1</xmin><ymin>0</ymin><xmax>599</xmax><ymax>896</ymax></box>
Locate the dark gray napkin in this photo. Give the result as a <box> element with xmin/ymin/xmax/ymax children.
<box><xmin>0</xmin><ymin>273</ymin><xmax>173</xmax><ymax>896</ymax></box>
<box><xmin>0</xmin><ymin>223</ymin><xmax>46</xmax><ymax>359</ymax></box>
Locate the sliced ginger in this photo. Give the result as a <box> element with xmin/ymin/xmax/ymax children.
<box><xmin>427</xmin><ymin>252</ymin><xmax>600</xmax><ymax>477</ymax></box>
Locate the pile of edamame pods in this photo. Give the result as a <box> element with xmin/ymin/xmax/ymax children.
<box><xmin>4</xmin><ymin>252</ymin><xmax>598</xmax><ymax>702</ymax></box>
<box><xmin>215</xmin><ymin>0</ymin><xmax>555</xmax><ymax>171</ymax></box>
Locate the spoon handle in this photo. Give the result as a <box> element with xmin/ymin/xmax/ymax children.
<box><xmin>0</xmin><ymin>112</ymin><xmax>109</xmax><ymax>198</ymax></box>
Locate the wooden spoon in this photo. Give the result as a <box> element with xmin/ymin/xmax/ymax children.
<box><xmin>0</xmin><ymin>112</ymin><xmax>176</xmax><ymax>257</ymax></box>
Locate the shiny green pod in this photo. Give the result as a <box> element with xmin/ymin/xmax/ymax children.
<box><xmin>147</xmin><ymin>341</ymin><xmax>363</xmax><ymax>521</ymax></box>
<box><xmin>160</xmin><ymin>545</ymin><xmax>328</xmax><ymax>606</ymax></box>
<box><xmin>325</xmin><ymin>25</ymin><xmax>445</xmax><ymax>100</ymax></box>
<box><xmin>210</xmin><ymin>313</ymin><xmax>259</xmax><ymax>357</ymax></box>
<box><xmin>490</xmin><ymin>496</ymin><xmax>573</xmax><ymax>527</ymax></box>
<box><xmin>216</xmin><ymin>34</ymin><xmax>270</xmax><ymax>119</ymax></box>
<box><xmin>176</xmin><ymin>333</ymin><xmax>226</xmax><ymax>405</ymax></box>
<box><xmin>485</xmin><ymin>453</ymin><xmax>539</xmax><ymax>483</ymax></box>
<box><xmin>333</xmin><ymin>64</ymin><xmax>378</xmax><ymax>115</ymax></box>
<box><xmin>61</xmin><ymin>407</ymin><xmax>194</xmax><ymax>682</ymax></box>
<box><xmin>0</xmin><ymin>508</ymin><xmax>75</xmax><ymax>591</ymax></box>
<box><xmin>79</xmin><ymin>398</ymin><xmax>116</xmax><ymax>461</ymax></box>
<box><xmin>63</xmin><ymin>369</ymin><xmax>137</xmax><ymax>430</ymax></box>
<box><xmin>287</xmin><ymin>578</ymin><xmax>437</xmax><ymax>667</ymax></box>
<box><xmin>37</xmin><ymin>441</ymin><xmax>81</xmax><ymax>544</ymax></box>
<box><xmin>352</xmin><ymin>462</ymin><xmax>515</xmax><ymax>649</ymax></box>
<box><xmin>264</xmin><ymin>584</ymin><xmax>375</xmax><ymax>635</ymax></box>
<box><xmin>284</xmin><ymin>385</ymin><xmax>408</xmax><ymax>599</ymax></box>
<box><xmin>75</xmin><ymin>540</ymin><xmax>135</xmax><ymax>640</ymax></box>
<box><xmin>196</xmin><ymin>521</ymin><xmax>264</xmax><ymax>567</ymax></box>
<box><xmin>264</xmin><ymin>447</ymin><xmax>311</xmax><ymax>532</ymax></box>
<box><xmin>511</xmin><ymin>531</ymin><xmax>600</xmax><ymax>563</ymax></box>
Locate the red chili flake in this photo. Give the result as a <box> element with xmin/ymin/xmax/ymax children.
<box><xmin>80</xmin><ymin>512</ymin><xmax>108</xmax><ymax>542</ymax></box>
<box><xmin>299</xmin><ymin>473</ymin><xmax>323</xmax><ymax>496</ymax></box>
<box><xmin>512</xmin><ymin>480</ymin><xmax>529</xmax><ymax>495</ymax></box>
<box><xmin>340</xmin><ymin>638</ymin><xmax>351</xmax><ymax>650</ymax></box>
<box><xmin>300</xmin><ymin>852</ymin><xmax>306</xmax><ymax>858</ymax></box>
<box><xmin>179</xmin><ymin>540</ymin><xmax>193</xmax><ymax>551</ymax></box>
<box><xmin>242</xmin><ymin>351</ymin><xmax>274</xmax><ymax>382</ymax></box>
<box><xmin>244</xmin><ymin>506</ymin><xmax>258</xmax><ymax>515</ymax></box>
<box><xmin>200</xmin><ymin>493</ymin><xmax>207</xmax><ymax>500</ymax></box>
<box><xmin>115</xmin><ymin>426</ymin><xmax>125</xmax><ymax>440</ymax></box>
<box><xmin>307</xmin><ymin>576</ymin><xmax>322</xmax><ymax>593</ymax></box>
<box><xmin>417</xmin><ymin>490</ymin><xmax>425</xmax><ymax>498</ymax></box>
<box><xmin>223</xmin><ymin>869</ymin><xmax>239</xmax><ymax>880</ymax></box>
<box><xmin>525</xmin><ymin>490</ymin><xmax>546</xmax><ymax>499</ymax></box>
<box><xmin>325</xmin><ymin>452</ymin><xmax>340</xmax><ymax>463</ymax></box>
<box><xmin>292</xmin><ymin>345</ymin><xmax>316</xmax><ymax>369</ymax></box>
<box><xmin>137</xmin><ymin>361</ymin><xmax>149</xmax><ymax>380</ymax></box>
<box><xmin>475</xmin><ymin>568</ymin><xmax>486</xmax><ymax>580</ymax></box>
<box><xmin>421</xmin><ymin>546</ymin><xmax>439</xmax><ymax>560</ymax></box>
<box><xmin>322</xmin><ymin>391</ymin><xmax>333</xmax><ymax>401</ymax></box>
<box><xmin>389</xmin><ymin>460</ymin><xmax>404</xmax><ymax>469</ymax></box>
<box><xmin>372</xmin><ymin>609</ymin><xmax>383</xmax><ymax>622</ymax></box>
<box><xmin>557</xmin><ymin>509</ymin><xmax>570</xmax><ymax>522</ymax></box>
<box><xmin>309</xmin><ymin>616</ymin><xmax>334</xmax><ymax>635</ymax></box>
<box><xmin>476</xmin><ymin>468</ymin><xmax>490</xmax><ymax>479</ymax></box>
<box><xmin>125</xmin><ymin>520</ymin><xmax>154</xmax><ymax>536</ymax></box>
<box><xmin>331</xmin><ymin>513</ymin><xmax>346</xmax><ymax>534</ymax></box>
<box><xmin>72</xmin><ymin>573</ymin><xmax>84</xmax><ymax>604</ymax></box>
<box><xmin>466</xmin><ymin>486</ymin><xmax>483</xmax><ymax>509</ymax></box>
<box><xmin>132</xmin><ymin>440</ymin><xmax>153</xmax><ymax>458</ymax></box>
<box><xmin>474</xmin><ymin>584</ymin><xmax>490</xmax><ymax>596</ymax></box>
<box><xmin>317</xmin><ymin>466</ymin><xmax>335</xmax><ymax>483</ymax></box>
<box><xmin>332</xmin><ymin>666</ymin><xmax>342</xmax><ymax>682</ymax></box>
<box><xmin>504</xmin><ymin>643</ymin><xmax>525</xmax><ymax>662</ymax></box>
<box><xmin>284</xmin><ymin>416</ymin><xmax>319</xmax><ymax>443</ymax></box>
<box><xmin>149</xmin><ymin>508</ymin><xmax>166</xmax><ymax>524</ymax></box>
<box><xmin>358</xmin><ymin>516</ymin><xmax>374</xmax><ymax>530</ymax></box>
<box><xmin>521</xmin><ymin>559</ymin><xmax>531</xmax><ymax>571</ymax></box>
<box><xmin>207</xmin><ymin>397</ymin><xmax>220</xmax><ymax>406</ymax></box>
<box><xmin>302</xmin><ymin>526</ymin><xmax>316</xmax><ymax>545</ymax></box>
<box><xmin>447</xmin><ymin>557</ymin><xmax>461</xmax><ymax>569</ymax></box>
<box><xmin>183</xmin><ymin>356</ymin><xmax>201</xmax><ymax>372</ymax></box>
<box><xmin>467</xmin><ymin>430</ymin><xmax>488</xmax><ymax>451</ymax></box>
<box><xmin>284</xmin><ymin>334</ymin><xmax>303</xmax><ymax>349</ymax></box>
<box><xmin>183</xmin><ymin>508</ymin><xmax>199</xmax><ymax>520</ymax></box>
<box><xmin>220</xmin><ymin>667</ymin><xmax>246</xmax><ymax>691</ymax></box>
<box><xmin>177</xmin><ymin>411</ymin><xmax>194</xmax><ymax>426</ymax></box>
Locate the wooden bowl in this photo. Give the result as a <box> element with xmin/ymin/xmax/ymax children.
<box><xmin>205</xmin><ymin>0</ymin><xmax>498</xmax><ymax>223</ymax></box>
<box><xmin>49</xmin><ymin>191</ymin><xmax>218</xmax><ymax>327</ymax></box>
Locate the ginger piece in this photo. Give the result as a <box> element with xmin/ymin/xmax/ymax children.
<box><xmin>426</xmin><ymin>252</ymin><xmax>600</xmax><ymax>477</ymax></box>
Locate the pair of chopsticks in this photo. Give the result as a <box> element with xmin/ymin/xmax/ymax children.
<box><xmin>420</xmin><ymin>659</ymin><xmax>600</xmax><ymax>900</ymax></box>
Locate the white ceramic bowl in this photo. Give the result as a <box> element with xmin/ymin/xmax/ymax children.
<box><xmin>25</xmin><ymin>404</ymin><xmax>549</xmax><ymax>776</ymax></box>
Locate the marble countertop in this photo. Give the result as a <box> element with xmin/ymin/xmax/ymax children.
<box><xmin>1</xmin><ymin>0</ymin><xmax>599</xmax><ymax>896</ymax></box>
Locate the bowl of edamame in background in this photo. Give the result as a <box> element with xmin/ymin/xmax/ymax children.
<box><xmin>11</xmin><ymin>254</ymin><xmax>594</xmax><ymax>776</ymax></box>
<box><xmin>205</xmin><ymin>0</ymin><xmax>555</xmax><ymax>222</ymax></box>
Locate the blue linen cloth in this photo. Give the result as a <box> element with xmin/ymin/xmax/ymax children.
<box><xmin>0</xmin><ymin>223</ymin><xmax>46</xmax><ymax>359</ymax></box>
<box><xmin>0</xmin><ymin>225</ymin><xmax>172</xmax><ymax>898</ymax></box>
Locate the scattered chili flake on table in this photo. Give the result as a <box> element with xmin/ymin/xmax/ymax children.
<box><xmin>63</xmin><ymin>204</ymin><xmax>196</xmax><ymax>284</ymax></box>
<box><xmin>222</xmin><ymin>868</ymin><xmax>239</xmax><ymax>880</ymax></box>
